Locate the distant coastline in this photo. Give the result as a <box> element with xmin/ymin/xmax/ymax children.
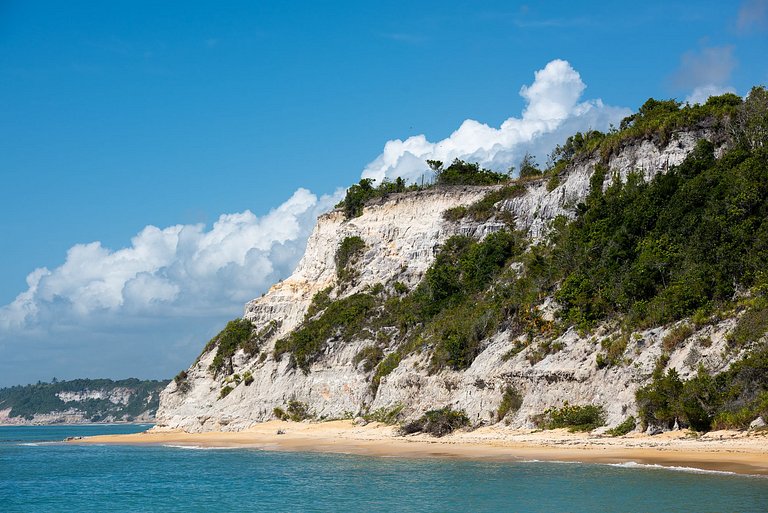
<box><xmin>76</xmin><ymin>420</ymin><xmax>768</xmax><ymax>476</ymax></box>
<box><xmin>0</xmin><ymin>378</ymin><xmax>168</xmax><ymax>425</ymax></box>
<box><xmin>0</xmin><ymin>421</ymin><xmax>155</xmax><ymax>427</ymax></box>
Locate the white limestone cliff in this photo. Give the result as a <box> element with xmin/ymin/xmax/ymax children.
<box><xmin>156</xmin><ymin>129</ymin><xmax>737</xmax><ymax>433</ymax></box>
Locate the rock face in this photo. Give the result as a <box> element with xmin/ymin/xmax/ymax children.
<box><xmin>156</xmin><ymin>129</ymin><xmax>737</xmax><ymax>433</ymax></box>
<box><xmin>57</xmin><ymin>388</ymin><xmax>134</xmax><ymax>405</ymax></box>
<box><xmin>0</xmin><ymin>379</ymin><xmax>166</xmax><ymax>425</ymax></box>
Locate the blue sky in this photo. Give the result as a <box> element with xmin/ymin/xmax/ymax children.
<box><xmin>0</xmin><ymin>0</ymin><xmax>766</xmax><ymax>386</ymax></box>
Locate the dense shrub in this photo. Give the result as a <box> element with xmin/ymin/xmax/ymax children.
<box><xmin>286</xmin><ymin>400</ymin><xmax>312</xmax><ymax>421</ymax></box>
<box><xmin>398</xmin><ymin>407</ymin><xmax>470</xmax><ymax>437</ymax></box>
<box><xmin>174</xmin><ymin>370</ymin><xmax>190</xmax><ymax>394</ymax></box>
<box><xmin>534</xmin><ymin>403</ymin><xmax>606</xmax><ymax>432</ymax></box>
<box><xmin>497</xmin><ymin>386</ymin><xmax>523</xmax><ymax>421</ymax></box>
<box><xmin>218</xmin><ymin>385</ymin><xmax>234</xmax><ymax>399</ymax></box>
<box><xmin>205</xmin><ymin>319</ymin><xmax>255</xmax><ymax>376</ymax></box>
<box><xmin>336</xmin><ymin>236</ymin><xmax>366</xmax><ymax>283</ymax></box>
<box><xmin>606</xmin><ymin>416</ymin><xmax>637</xmax><ymax>436</ymax></box>
<box><xmin>353</xmin><ymin>345</ymin><xmax>385</xmax><ymax>372</ymax></box>
<box><xmin>371</xmin><ymin>352</ymin><xmax>402</xmax><ymax>392</ymax></box>
<box><xmin>636</xmin><ymin>344</ymin><xmax>768</xmax><ymax>431</ymax></box>
<box><xmin>433</xmin><ymin>159</ymin><xmax>509</xmax><ymax>186</ymax></box>
<box><xmin>552</xmin><ymin>137</ymin><xmax>768</xmax><ymax>329</ymax></box>
<box><xmin>443</xmin><ymin>184</ymin><xmax>525</xmax><ymax>223</ymax></box>
<box><xmin>364</xmin><ymin>404</ymin><xmax>404</xmax><ymax>424</ymax></box>
<box><xmin>0</xmin><ymin>378</ymin><xmax>168</xmax><ymax>421</ymax></box>
<box><xmin>727</xmin><ymin>306</ymin><xmax>768</xmax><ymax>348</ymax></box>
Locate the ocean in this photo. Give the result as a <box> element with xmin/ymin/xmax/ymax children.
<box><xmin>1</xmin><ymin>424</ymin><xmax>766</xmax><ymax>512</ymax></box>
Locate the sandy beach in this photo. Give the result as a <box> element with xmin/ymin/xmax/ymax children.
<box><xmin>75</xmin><ymin>421</ymin><xmax>768</xmax><ymax>476</ymax></box>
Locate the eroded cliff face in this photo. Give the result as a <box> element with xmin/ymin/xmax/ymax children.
<box><xmin>156</xmin><ymin>129</ymin><xmax>734</xmax><ymax>433</ymax></box>
<box><xmin>0</xmin><ymin>383</ymin><xmax>163</xmax><ymax>425</ymax></box>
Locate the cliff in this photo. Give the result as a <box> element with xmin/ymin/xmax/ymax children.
<box><xmin>0</xmin><ymin>378</ymin><xmax>168</xmax><ymax>424</ymax></box>
<box><xmin>156</xmin><ymin>121</ymin><xmax>756</xmax><ymax>433</ymax></box>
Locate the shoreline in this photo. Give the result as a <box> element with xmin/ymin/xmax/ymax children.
<box><xmin>0</xmin><ymin>421</ymin><xmax>155</xmax><ymax>427</ymax></box>
<box><xmin>74</xmin><ymin>420</ymin><xmax>768</xmax><ymax>476</ymax></box>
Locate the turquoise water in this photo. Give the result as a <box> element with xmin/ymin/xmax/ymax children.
<box><xmin>1</xmin><ymin>425</ymin><xmax>767</xmax><ymax>512</ymax></box>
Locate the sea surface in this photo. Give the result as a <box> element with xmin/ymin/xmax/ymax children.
<box><xmin>1</xmin><ymin>424</ymin><xmax>766</xmax><ymax>512</ymax></box>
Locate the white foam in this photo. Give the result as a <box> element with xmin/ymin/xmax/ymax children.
<box><xmin>607</xmin><ymin>461</ymin><xmax>739</xmax><ymax>476</ymax></box>
<box><xmin>162</xmin><ymin>444</ymin><xmax>240</xmax><ymax>451</ymax></box>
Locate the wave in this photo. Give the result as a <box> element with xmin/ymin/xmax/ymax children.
<box><xmin>16</xmin><ymin>441</ymin><xmax>60</xmax><ymax>447</ymax></box>
<box><xmin>161</xmin><ymin>444</ymin><xmax>240</xmax><ymax>451</ymax></box>
<box><xmin>606</xmin><ymin>461</ymin><xmax>746</xmax><ymax>476</ymax></box>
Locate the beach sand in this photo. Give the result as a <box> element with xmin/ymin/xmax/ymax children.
<box><xmin>75</xmin><ymin>420</ymin><xmax>768</xmax><ymax>476</ymax></box>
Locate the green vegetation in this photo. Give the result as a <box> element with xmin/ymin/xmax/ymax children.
<box><xmin>335</xmin><ymin>236</ymin><xmax>366</xmax><ymax>284</ymax></box>
<box><xmin>174</xmin><ymin>370</ymin><xmax>190</xmax><ymax>394</ymax></box>
<box><xmin>534</xmin><ymin>403</ymin><xmax>606</xmax><ymax>432</ymax></box>
<box><xmin>497</xmin><ymin>386</ymin><xmax>523</xmax><ymax>422</ymax></box>
<box><xmin>443</xmin><ymin>184</ymin><xmax>526</xmax><ymax>223</ymax></box>
<box><xmin>636</xmin><ymin>343</ymin><xmax>768</xmax><ymax>432</ymax></box>
<box><xmin>393</xmin><ymin>281</ymin><xmax>408</xmax><ymax>295</ymax></box>
<box><xmin>274</xmin><ymin>293</ymin><xmax>377</xmax><ymax>372</ymax></box>
<box><xmin>205</xmin><ymin>319</ymin><xmax>255</xmax><ymax>376</ymax></box>
<box><xmin>274</xmin><ymin>228</ymin><xmax>528</xmax><ymax>380</ymax></box>
<box><xmin>0</xmin><ymin>378</ymin><xmax>169</xmax><ymax>421</ymax></box>
<box><xmin>353</xmin><ymin>345</ymin><xmax>384</xmax><ymax>372</ymax></box>
<box><xmin>518</xmin><ymin>153</ymin><xmax>542</xmax><ymax>178</ymax></box>
<box><xmin>399</xmin><ymin>407</ymin><xmax>470</xmax><ymax>437</ymax></box>
<box><xmin>662</xmin><ymin>323</ymin><xmax>694</xmax><ymax>353</ymax></box>
<box><xmin>339</xmin><ymin>159</ymin><xmax>512</xmax><ymax>220</ymax></box>
<box><xmin>371</xmin><ymin>352</ymin><xmax>402</xmax><ymax>392</ymax></box>
<box><xmin>339</xmin><ymin>177</ymin><xmax>417</xmax><ymax>219</ymax></box>
<box><xmin>273</xmin><ymin>400</ymin><xmax>312</xmax><ymax>421</ymax></box>
<box><xmin>218</xmin><ymin>385</ymin><xmax>233</xmax><ymax>399</ymax></box>
<box><xmin>727</xmin><ymin>306</ymin><xmax>768</xmax><ymax>348</ymax></box>
<box><xmin>363</xmin><ymin>403</ymin><xmax>404</xmax><ymax>424</ymax></box>
<box><xmin>273</xmin><ymin>401</ymin><xmax>312</xmax><ymax>421</ymax></box>
<box><xmin>430</xmin><ymin>159</ymin><xmax>510</xmax><ymax>185</ymax></box>
<box><xmin>606</xmin><ymin>416</ymin><xmax>637</xmax><ymax>436</ymax></box>
<box><xmin>552</xmin><ymin>135</ymin><xmax>768</xmax><ymax>330</ymax></box>
<box><xmin>550</xmin><ymin>93</ymin><xmax>745</xmax><ymax>165</ymax></box>
<box><xmin>196</xmin><ymin>90</ymin><xmax>768</xmax><ymax>433</ymax></box>
<box><xmin>596</xmin><ymin>334</ymin><xmax>629</xmax><ymax>369</ymax></box>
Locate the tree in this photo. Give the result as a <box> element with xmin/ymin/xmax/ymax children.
<box><xmin>519</xmin><ymin>152</ymin><xmax>541</xmax><ymax>178</ymax></box>
<box><xmin>737</xmin><ymin>86</ymin><xmax>768</xmax><ymax>150</ymax></box>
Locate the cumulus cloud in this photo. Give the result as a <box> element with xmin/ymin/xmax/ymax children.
<box><xmin>361</xmin><ymin>59</ymin><xmax>631</xmax><ymax>183</ymax></box>
<box><xmin>1</xmin><ymin>59</ymin><xmax>633</xmax><ymax>385</ymax></box>
<box><xmin>737</xmin><ymin>0</ymin><xmax>768</xmax><ymax>32</ymax></box>
<box><xmin>0</xmin><ymin>188</ymin><xmax>342</xmax><ymax>332</ymax></box>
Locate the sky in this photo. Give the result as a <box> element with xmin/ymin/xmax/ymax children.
<box><xmin>1</xmin><ymin>0</ymin><xmax>766</xmax><ymax>387</ymax></box>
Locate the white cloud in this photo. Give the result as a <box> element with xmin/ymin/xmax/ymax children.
<box><xmin>0</xmin><ymin>188</ymin><xmax>342</xmax><ymax>332</ymax></box>
<box><xmin>669</xmin><ymin>45</ymin><xmax>738</xmax><ymax>106</ymax></box>
<box><xmin>361</xmin><ymin>59</ymin><xmax>631</xmax><ymax>183</ymax></box>
<box><xmin>685</xmin><ymin>84</ymin><xmax>738</xmax><ymax>105</ymax></box>
<box><xmin>1</xmin><ymin>59</ymin><xmax>633</xmax><ymax>385</ymax></box>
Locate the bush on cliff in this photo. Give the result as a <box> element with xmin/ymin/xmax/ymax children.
<box><xmin>533</xmin><ymin>403</ymin><xmax>606</xmax><ymax>432</ymax></box>
<box><xmin>636</xmin><ymin>343</ymin><xmax>768</xmax><ymax>431</ymax></box>
<box><xmin>205</xmin><ymin>319</ymin><xmax>255</xmax><ymax>376</ymax></box>
<box><xmin>398</xmin><ymin>407</ymin><xmax>470</xmax><ymax>437</ymax></box>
